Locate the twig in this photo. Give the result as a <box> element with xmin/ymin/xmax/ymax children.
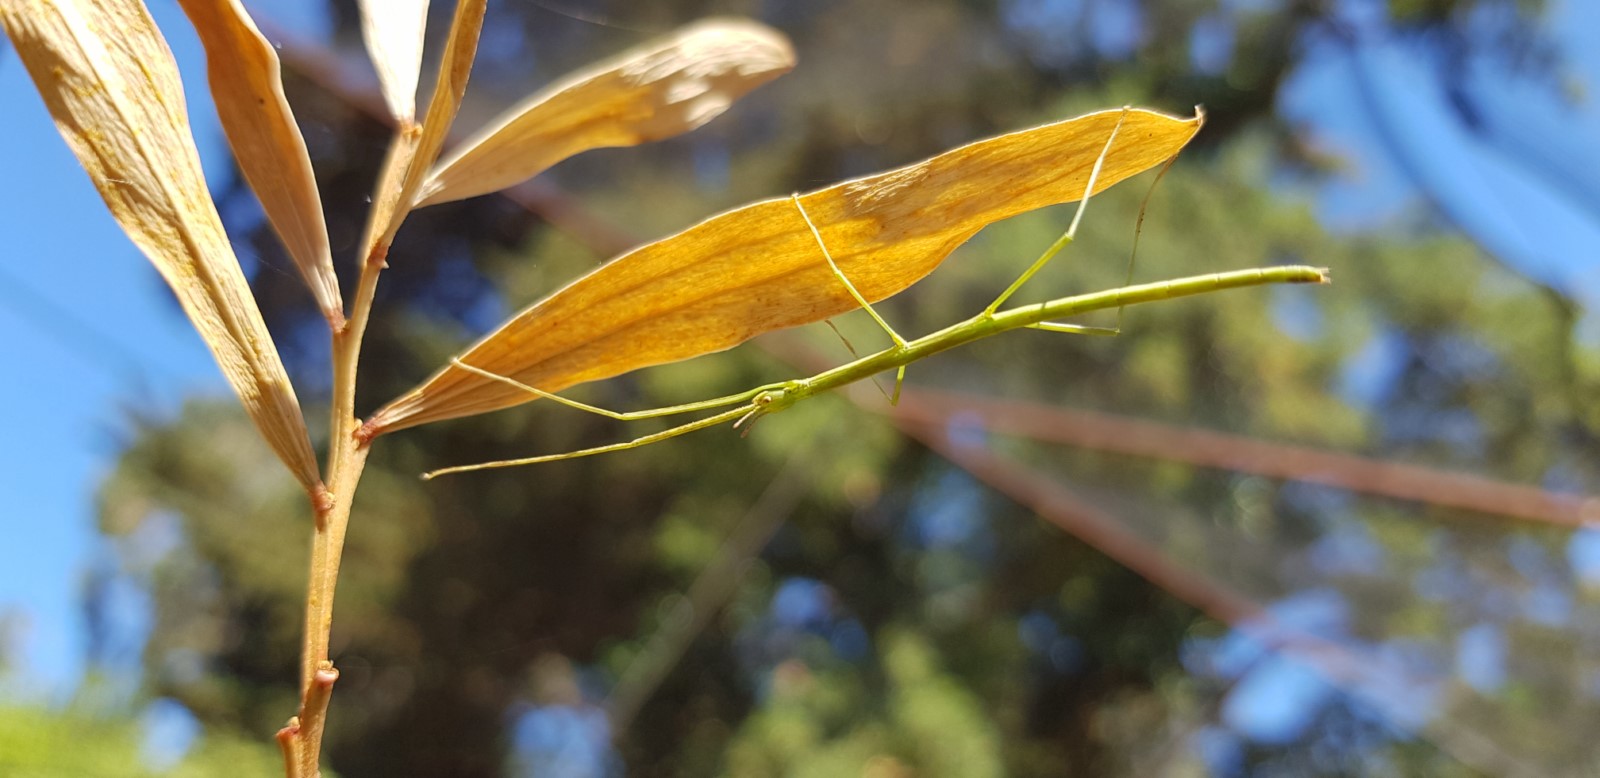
<box><xmin>878</xmin><ymin>384</ymin><xmax>1597</xmax><ymax>527</ymax></box>
<box><xmin>901</xmin><ymin>419</ymin><xmax>1545</xmax><ymax>778</ymax></box>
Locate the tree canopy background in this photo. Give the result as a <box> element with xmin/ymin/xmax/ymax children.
<box><xmin>8</xmin><ymin>0</ymin><xmax>1600</xmax><ymax>776</ymax></box>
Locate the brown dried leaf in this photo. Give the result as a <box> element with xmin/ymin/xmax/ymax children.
<box><xmin>368</xmin><ymin>108</ymin><xmax>1202</xmax><ymax>435</ymax></box>
<box><xmin>415</xmin><ymin>18</ymin><xmax>795</xmax><ymax>208</ymax></box>
<box><xmin>357</xmin><ymin>0</ymin><xmax>428</xmax><ymax>122</ymax></box>
<box><xmin>178</xmin><ymin>0</ymin><xmax>342</xmax><ymax>325</ymax></box>
<box><xmin>2</xmin><ymin>0</ymin><xmax>322</xmax><ymax>494</ymax></box>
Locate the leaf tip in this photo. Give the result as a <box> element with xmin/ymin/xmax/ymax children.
<box><xmin>681</xmin><ymin>16</ymin><xmax>797</xmax><ymax>75</ymax></box>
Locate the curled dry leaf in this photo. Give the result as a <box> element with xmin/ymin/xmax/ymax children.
<box><xmin>1</xmin><ymin>0</ymin><xmax>323</xmax><ymax>495</ymax></box>
<box><xmin>357</xmin><ymin>0</ymin><xmax>428</xmax><ymax>122</ymax></box>
<box><xmin>367</xmin><ymin>108</ymin><xmax>1202</xmax><ymax>435</ymax></box>
<box><xmin>178</xmin><ymin>0</ymin><xmax>342</xmax><ymax>325</ymax></box>
<box><xmin>416</xmin><ymin>18</ymin><xmax>795</xmax><ymax>209</ymax></box>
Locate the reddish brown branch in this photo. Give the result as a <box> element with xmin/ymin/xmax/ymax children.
<box><xmin>911</xmin><ymin>422</ymin><xmax>1264</xmax><ymax>625</ymax></box>
<box><xmin>900</xmin><ymin>419</ymin><xmax>1541</xmax><ymax>778</ymax></box>
<box><xmin>880</xmin><ymin>385</ymin><xmax>1595</xmax><ymax>527</ymax></box>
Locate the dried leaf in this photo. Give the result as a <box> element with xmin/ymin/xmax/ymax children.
<box><xmin>415</xmin><ymin>18</ymin><xmax>795</xmax><ymax>208</ymax></box>
<box><xmin>357</xmin><ymin>0</ymin><xmax>428</xmax><ymax>122</ymax></box>
<box><xmin>368</xmin><ymin>108</ymin><xmax>1202</xmax><ymax>435</ymax></box>
<box><xmin>178</xmin><ymin>0</ymin><xmax>342</xmax><ymax>325</ymax></box>
<box><xmin>377</xmin><ymin>0</ymin><xmax>484</xmax><ymax>247</ymax></box>
<box><xmin>2</xmin><ymin>0</ymin><xmax>323</xmax><ymax>494</ymax></box>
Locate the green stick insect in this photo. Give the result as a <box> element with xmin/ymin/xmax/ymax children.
<box><xmin>421</xmin><ymin>112</ymin><xmax>1328</xmax><ymax>479</ymax></box>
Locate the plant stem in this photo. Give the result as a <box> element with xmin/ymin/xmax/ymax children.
<box><xmin>285</xmin><ymin>125</ymin><xmax>420</xmax><ymax>777</ymax></box>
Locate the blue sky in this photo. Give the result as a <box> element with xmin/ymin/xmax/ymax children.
<box><xmin>0</xmin><ymin>0</ymin><xmax>326</xmax><ymax>694</ymax></box>
<box><xmin>2</xmin><ymin>3</ymin><xmax>218</xmax><ymax>692</ymax></box>
<box><xmin>1</xmin><ymin>0</ymin><xmax>1598</xmax><ymax>763</ymax></box>
<box><xmin>1280</xmin><ymin>0</ymin><xmax>1600</xmax><ymax>308</ymax></box>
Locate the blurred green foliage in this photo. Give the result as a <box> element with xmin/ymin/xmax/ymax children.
<box><xmin>0</xmin><ymin>700</ymin><xmax>291</xmax><ymax>777</ymax></box>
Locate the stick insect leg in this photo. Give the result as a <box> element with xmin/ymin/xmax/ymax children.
<box><xmin>452</xmin><ymin>358</ymin><xmax>777</xmax><ymax>420</ymax></box>
<box><xmin>792</xmin><ymin>194</ymin><xmax>907</xmax><ymax>348</ymax></box>
<box><xmin>1021</xmin><ymin>143</ymin><xmax>1183</xmax><ymax>337</ymax></box>
<box><xmin>984</xmin><ymin>106</ymin><xmax>1131</xmax><ymax>316</ymax></box>
<box><xmin>792</xmin><ymin>193</ymin><xmax>910</xmax><ymax>403</ymax></box>
<box><xmin>1026</xmin><ymin>321</ymin><xmax>1121</xmax><ymax>335</ymax></box>
<box><xmin>819</xmin><ymin>320</ymin><xmax>908</xmax><ymax>403</ymax></box>
<box><xmin>422</xmin><ymin>403</ymin><xmax>757</xmax><ymax>479</ymax></box>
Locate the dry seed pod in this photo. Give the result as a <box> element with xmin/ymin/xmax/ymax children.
<box><xmin>368</xmin><ymin>107</ymin><xmax>1202</xmax><ymax>435</ymax></box>
<box><xmin>415</xmin><ymin>18</ymin><xmax>795</xmax><ymax>208</ymax></box>
<box><xmin>357</xmin><ymin>0</ymin><xmax>429</xmax><ymax>123</ymax></box>
<box><xmin>178</xmin><ymin>0</ymin><xmax>343</xmax><ymax>326</ymax></box>
<box><xmin>2</xmin><ymin>0</ymin><xmax>323</xmax><ymax>496</ymax></box>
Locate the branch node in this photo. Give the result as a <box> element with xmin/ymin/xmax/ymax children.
<box><xmin>310</xmin><ymin>484</ymin><xmax>335</xmax><ymax>528</ymax></box>
<box><xmin>276</xmin><ymin>717</ymin><xmax>302</xmax><ymax>778</ymax></box>
<box><xmin>365</xmin><ymin>241</ymin><xmax>390</xmax><ymax>269</ymax></box>
<box><xmin>354</xmin><ymin>418</ymin><xmax>382</xmax><ymax>444</ymax></box>
<box><xmin>296</xmin><ymin>663</ymin><xmax>340</xmax><ymax>777</ymax></box>
<box><xmin>323</xmin><ymin>306</ymin><xmax>348</xmax><ymax>333</ymax></box>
